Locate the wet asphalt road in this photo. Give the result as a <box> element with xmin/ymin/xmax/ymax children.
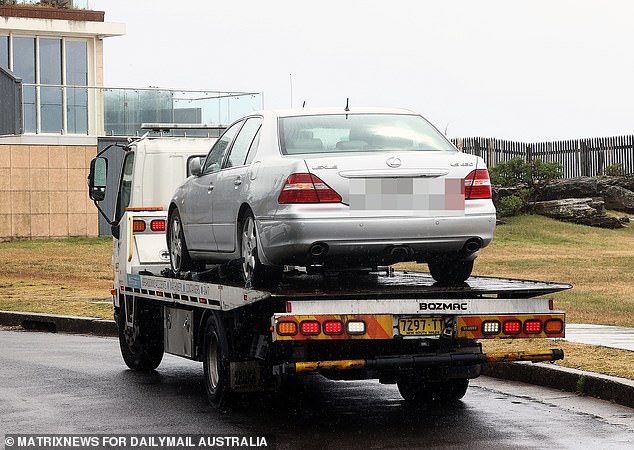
<box><xmin>1</xmin><ymin>330</ymin><xmax>633</xmax><ymax>450</ymax></box>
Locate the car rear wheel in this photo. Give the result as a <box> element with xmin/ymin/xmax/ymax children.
<box><xmin>428</xmin><ymin>259</ymin><xmax>474</xmax><ymax>284</ymax></box>
<box><xmin>168</xmin><ymin>208</ymin><xmax>195</xmax><ymax>273</ymax></box>
<box><xmin>239</xmin><ymin>212</ymin><xmax>281</xmax><ymax>288</ymax></box>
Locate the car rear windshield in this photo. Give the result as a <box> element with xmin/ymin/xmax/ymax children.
<box><xmin>279</xmin><ymin>113</ymin><xmax>456</xmax><ymax>155</ymax></box>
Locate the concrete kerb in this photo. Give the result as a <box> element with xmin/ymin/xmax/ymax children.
<box><xmin>1</xmin><ymin>310</ymin><xmax>633</xmax><ymax>409</ymax></box>
<box><xmin>482</xmin><ymin>361</ymin><xmax>634</xmax><ymax>409</ymax></box>
<box><xmin>0</xmin><ymin>310</ymin><xmax>117</xmax><ymax>337</ymax></box>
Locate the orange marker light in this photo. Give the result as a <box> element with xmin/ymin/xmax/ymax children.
<box><xmin>132</xmin><ymin>220</ymin><xmax>146</xmax><ymax>232</ymax></box>
<box><xmin>277</xmin><ymin>321</ymin><xmax>298</xmax><ymax>336</ymax></box>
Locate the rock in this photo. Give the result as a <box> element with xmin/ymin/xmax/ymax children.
<box><xmin>597</xmin><ymin>176</ymin><xmax>634</xmax><ymax>192</ymax></box>
<box><xmin>534</xmin><ymin>177</ymin><xmax>600</xmax><ymax>201</ymax></box>
<box><xmin>601</xmin><ymin>185</ymin><xmax>634</xmax><ymax>213</ymax></box>
<box><xmin>530</xmin><ymin>198</ymin><xmax>624</xmax><ymax>229</ymax></box>
<box><xmin>533</xmin><ymin>176</ymin><xmax>634</xmax><ymax>214</ymax></box>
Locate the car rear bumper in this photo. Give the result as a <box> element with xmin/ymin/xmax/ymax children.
<box><xmin>257</xmin><ymin>213</ymin><xmax>496</xmax><ymax>267</ymax></box>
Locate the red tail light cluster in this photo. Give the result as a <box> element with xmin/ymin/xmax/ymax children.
<box><xmin>132</xmin><ymin>219</ymin><xmax>167</xmax><ymax>233</ymax></box>
<box><xmin>150</xmin><ymin>219</ymin><xmax>166</xmax><ymax>232</ymax></box>
<box><xmin>277</xmin><ymin>319</ymin><xmax>363</xmax><ymax>337</ymax></box>
<box><xmin>464</xmin><ymin>169</ymin><xmax>492</xmax><ymax>199</ymax></box>
<box><xmin>278</xmin><ymin>173</ymin><xmax>342</xmax><ymax>204</ymax></box>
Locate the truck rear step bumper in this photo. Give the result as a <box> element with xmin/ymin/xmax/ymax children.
<box><xmin>279</xmin><ymin>349</ymin><xmax>564</xmax><ymax>374</ymax></box>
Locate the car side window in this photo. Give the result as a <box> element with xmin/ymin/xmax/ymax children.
<box><xmin>202</xmin><ymin>121</ymin><xmax>242</xmax><ymax>174</ymax></box>
<box><xmin>244</xmin><ymin>128</ymin><xmax>261</xmax><ymax>165</ymax></box>
<box><xmin>115</xmin><ymin>152</ymin><xmax>135</xmax><ymax>221</ymax></box>
<box><xmin>224</xmin><ymin>117</ymin><xmax>262</xmax><ymax>169</ymax></box>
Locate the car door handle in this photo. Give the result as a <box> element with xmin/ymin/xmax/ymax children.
<box><xmin>207</xmin><ymin>183</ymin><xmax>214</xmax><ymax>193</ymax></box>
<box><xmin>234</xmin><ymin>177</ymin><xmax>242</xmax><ymax>187</ymax></box>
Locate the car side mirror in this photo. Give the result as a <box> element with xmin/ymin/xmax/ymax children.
<box><xmin>189</xmin><ymin>157</ymin><xmax>203</xmax><ymax>177</ymax></box>
<box><xmin>88</xmin><ymin>157</ymin><xmax>108</xmax><ymax>202</ymax></box>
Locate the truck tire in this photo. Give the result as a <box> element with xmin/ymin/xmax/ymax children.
<box><xmin>397</xmin><ymin>377</ymin><xmax>469</xmax><ymax>403</ymax></box>
<box><xmin>203</xmin><ymin>314</ymin><xmax>232</xmax><ymax>409</ymax></box>
<box><xmin>239</xmin><ymin>211</ymin><xmax>281</xmax><ymax>288</ymax></box>
<box><xmin>428</xmin><ymin>259</ymin><xmax>474</xmax><ymax>284</ymax></box>
<box><xmin>168</xmin><ymin>208</ymin><xmax>196</xmax><ymax>273</ymax></box>
<box><xmin>119</xmin><ymin>299</ymin><xmax>164</xmax><ymax>371</ymax></box>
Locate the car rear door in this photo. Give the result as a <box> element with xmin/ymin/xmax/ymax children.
<box><xmin>182</xmin><ymin>121</ymin><xmax>242</xmax><ymax>251</ymax></box>
<box><xmin>212</xmin><ymin>117</ymin><xmax>263</xmax><ymax>252</ymax></box>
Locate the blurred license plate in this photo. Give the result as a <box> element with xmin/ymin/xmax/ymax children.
<box><xmin>398</xmin><ymin>318</ymin><xmax>444</xmax><ymax>336</ymax></box>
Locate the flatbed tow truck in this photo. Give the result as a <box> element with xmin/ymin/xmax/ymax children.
<box><xmin>89</xmin><ymin>128</ymin><xmax>569</xmax><ymax>408</ymax></box>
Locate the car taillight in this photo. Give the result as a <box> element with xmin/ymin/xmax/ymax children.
<box><xmin>464</xmin><ymin>169</ymin><xmax>492</xmax><ymax>200</ymax></box>
<box><xmin>278</xmin><ymin>173</ymin><xmax>342</xmax><ymax>204</ymax></box>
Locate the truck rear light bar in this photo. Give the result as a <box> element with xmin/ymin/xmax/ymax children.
<box><xmin>273</xmin><ymin>316</ymin><xmax>384</xmax><ymax>340</ymax></box>
<box><xmin>131</xmin><ymin>218</ymin><xmax>168</xmax><ymax>233</ymax></box>
<box><xmin>458</xmin><ymin>315</ymin><xmax>565</xmax><ymax>339</ymax></box>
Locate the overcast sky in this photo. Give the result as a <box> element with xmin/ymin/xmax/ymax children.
<box><xmin>89</xmin><ymin>0</ymin><xmax>634</xmax><ymax>142</ymax></box>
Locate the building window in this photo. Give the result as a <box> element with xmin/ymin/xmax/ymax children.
<box><xmin>6</xmin><ymin>35</ymin><xmax>89</xmax><ymax>135</ymax></box>
<box><xmin>12</xmin><ymin>37</ymin><xmax>37</xmax><ymax>133</ymax></box>
<box><xmin>0</xmin><ymin>35</ymin><xmax>8</xmax><ymax>69</ymax></box>
<box><xmin>39</xmin><ymin>38</ymin><xmax>63</xmax><ymax>133</ymax></box>
<box><xmin>65</xmin><ymin>40</ymin><xmax>88</xmax><ymax>134</ymax></box>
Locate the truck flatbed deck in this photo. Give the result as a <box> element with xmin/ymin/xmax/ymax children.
<box><xmin>187</xmin><ymin>269</ymin><xmax>572</xmax><ymax>301</ymax></box>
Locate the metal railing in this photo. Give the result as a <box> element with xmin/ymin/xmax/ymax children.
<box><xmin>18</xmin><ymin>84</ymin><xmax>263</xmax><ymax>137</ymax></box>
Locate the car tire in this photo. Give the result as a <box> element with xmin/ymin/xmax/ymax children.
<box><xmin>397</xmin><ymin>376</ymin><xmax>469</xmax><ymax>403</ymax></box>
<box><xmin>428</xmin><ymin>259</ymin><xmax>474</xmax><ymax>284</ymax></box>
<box><xmin>203</xmin><ymin>314</ymin><xmax>232</xmax><ymax>409</ymax></box>
<box><xmin>168</xmin><ymin>208</ymin><xmax>196</xmax><ymax>273</ymax></box>
<box><xmin>118</xmin><ymin>298</ymin><xmax>164</xmax><ymax>371</ymax></box>
<box><xmin>239</xmin><ymin>212</ymin><xmax>281</xmax><ymax>288</ymax></box>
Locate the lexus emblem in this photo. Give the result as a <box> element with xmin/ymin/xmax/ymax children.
<box><xmin>386</xmin><ymin>157</ymin><xmax>402</xmax><ymax>168</ymax></box>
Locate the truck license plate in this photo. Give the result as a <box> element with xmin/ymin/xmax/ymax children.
<box><xmin>398</xmin><ymin>318</ymin><xmax>444</xmax><ymax>336</ymax></box>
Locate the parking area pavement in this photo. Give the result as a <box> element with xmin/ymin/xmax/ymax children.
<box><xmin>565</xmin><ymin>323</ymin><xmax>634</xmax><ymax>352</ymax></box>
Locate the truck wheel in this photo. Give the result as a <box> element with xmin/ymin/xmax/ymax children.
<box><xmin>428</xmin><ymin>259</ymin><xmax>474</xmax><ymax>284</ymax></box>
<box><xmin>397</xmin><ymin>376</ymin><xmax>469</xmax><ymax>403</ymax></box>
<box><xmin>119</xmin><ymin>299</ymin><xmax>164</xmax><ymax>371</ymax></box>
<box><xmin>239</xmin><ymin>212</ymin><xmax>281</xmax><ymax>288</ymax></box>
<box><xmin>168</xmin><ymin>208</ymin><xmax>195</xmax><ymax>273</ymax></box>
<box><xmin>203</xmin><ymin>314</ymin><xmax>232</xmax><ymax>409</ymax></box>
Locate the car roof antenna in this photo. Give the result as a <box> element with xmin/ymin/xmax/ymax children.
<box><xmin>344</xmin><ymin>98</ymin><xmax>350</xmax><ymax>112</ymax></box>
<box><xmin>302</xmin><ymin>101</ymin><xmax>306</xmax><ymax>108</ymax></box>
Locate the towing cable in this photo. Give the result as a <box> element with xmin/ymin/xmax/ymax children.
<box><xmin>281</xmin><ymin>349</ymin><xmax>564</xmax><ymax>374</ymax></box>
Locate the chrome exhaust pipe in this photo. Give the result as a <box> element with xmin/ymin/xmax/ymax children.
<box><xmin>309</xmin><ymin>243</ymin><xmax>328</xmax><ymax>258</ymax></box>
<box><xmin>389</xmin><ymin>246</ymin><xmax>411</xmax><ymax>262</ymax></box>
<box><xmin>463</xmin><ymin>238</ymin><xmax>482</xmax><ymax>254</ymax></box>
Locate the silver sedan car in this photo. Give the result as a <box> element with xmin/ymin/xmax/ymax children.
<box><xmin>167</xmin><ymin>108</ymin><xmax>496</xmax><ymax>286</ymax></box>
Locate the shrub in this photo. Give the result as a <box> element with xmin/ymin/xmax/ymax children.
<box><xmin>490</xmin><ymin>157</ymin><xmax>563</xmax><ymax>188</ymax></box>
<box><xmin>602</xmin><ymin>163</ymin><xmax>626</xmax><ymax>177</ymax></box>
<box><xmin>498</xmin><ymin>195</ymin><xmax>525</xmax><ymax>217</ymax></box>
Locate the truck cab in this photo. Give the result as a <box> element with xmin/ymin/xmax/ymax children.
<box><xmin>89</xmin><ymin>131</ymin><xmax>219</xmax><ymax>308</ymax></box>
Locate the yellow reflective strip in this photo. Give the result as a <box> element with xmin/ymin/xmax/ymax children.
<box><xmin>128</xmin><ymin>215</ymin><xmax>133</xmax><ymax>262</ymax></box>
<box><xmin>295</xmin><ymin>360</ymin><xmax>366</xmax><ymax>373</ymax></box>
<box><xmin>486</xmin><ymin>349</ymin><xmax>562</xmax><ymax>363</ymax></box>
